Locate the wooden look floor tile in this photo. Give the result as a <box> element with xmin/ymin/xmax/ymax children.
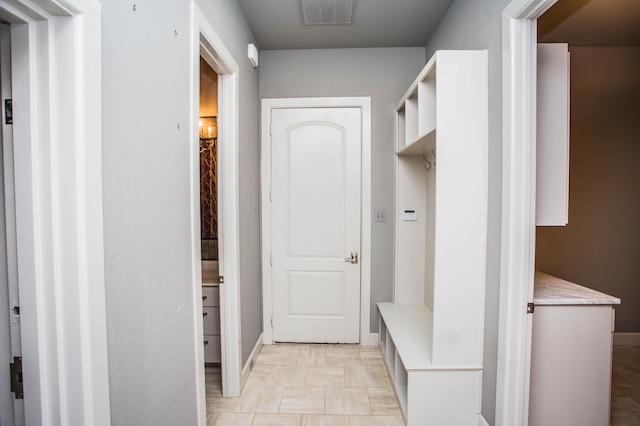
<box><xmin>360</xmin><ymin>350</ymin><xmax>385</xmax><ymax>366</ymax></box>
<box><xmin>206</xmin><ymin>411</ymin><xmax>217</xmax><ymax>426</ymax></box>
<box><xmin>325</xmin><ymin>349</ymin><xmax>362</xmax><ymax>367</ymax></box>
<box><xmin>267</xmin><ymin>366</ymin><xmax>308</xmax><ymax>387</ymax></box>
<box><xmin>206</xmin><ymin>396</ymin><xmax>239</xmax><ymax>413</ymax></box>
<box><xmin>301</xmin><ymin>414</ymin><xmax>349</xmax><ymax>426</ymax></box>
<box><xmin>212</xmin><ymin>412</ymin><xmax>254</xmax><ymax>426</ymax></box>
<box><xmin>233</xmin><ymin>386</ymin><xmax>284</xmax><ymax>413</ymax></box>
<box><xmin>345</xmin><ymin>365</ymin><xmax>390</xmax><ymax>388</ymax></box>
<box><xmin>256</xmin><ymin>347</ymin><xmax>294</xmax><ymax>367</ymax></box>
<box><xmin>292</xmin><ymin>346</ymin><xmax>327</xmax><ymax>367</ymax></box>
<box><xmin>252</xmin><ymin>413</ymin><xmax>302</xmax><ymax>425</ymax></box>
<box><xmin>279</xmin><ymin>387</ymin><xmax>326</xmax><ymax>414</ymax></box>
<box><xmin>305</xmin><ymin>367</ymin><xmax>345</xmax><ymax>387</ymax></box>
<box><xmin>245</xmin><ymin>364</ymin><xmax>272</xmax><ymax>387</ymax></box>
<box><xmin>367</xmin><ymin>387</ymin><xmax>402</xmax><ymax>416</ymax></box>
<box><xmin>325</xmin><ymin>387</ymin><xmax>371</xmax><ymax>415</ymax></box>
<box><xmin>348</xmin><ymin>415</ymin><xmax>404</xmax><ymax>426</ymax></box>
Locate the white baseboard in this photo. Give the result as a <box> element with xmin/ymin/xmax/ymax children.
<box><xmin>241</xmin><ymin>333</ymin><xmax>263</xmax><ymax>389</ymax></box>
<box><xmin>367</xmin><ymin>333</ymin><xmax>379</xmax><ymax>346</ymax></box>
<box><xmin>478</xmin><ymin>414</ymin><xmax>490</xmax><ymax>426</ymax></box>
<box><xmin>614</xmin><ymin>332</ymin><xmax>640</xmax><ymax>346</ymax></box>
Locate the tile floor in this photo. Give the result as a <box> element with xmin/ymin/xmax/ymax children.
<box><xmin>610</xmin><ymin>345</ymin><xmax>640</xmax><ymax>426</ymax></box>
<box><xmin>206</xmin><ymin>343</ymin><xmax>640</xmax><ymax>425</ymax></box>
<box><xmin>205</xmin><ymin>344</ymin><xmax>404</xmax><ymax>425</ymax></box>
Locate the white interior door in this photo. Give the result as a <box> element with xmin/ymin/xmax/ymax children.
<box><xmin>270</xmin><ymin>107</ymin><xmax>361</xmax><ymax>343</ymax></box>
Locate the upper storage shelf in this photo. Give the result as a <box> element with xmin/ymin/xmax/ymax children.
<box><xmin>396</xmin><ymin>55</ymin><xmax>437</xmax><ymax>155</ymax></box>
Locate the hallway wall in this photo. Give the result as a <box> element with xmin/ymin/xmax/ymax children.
<box><xmin>260</xmin><ymin>47</ymin><xmax>426</xmax><ymax>333</ymax></box>
<box><xmin>102</xmin><ymin>0</ymin><xmax>260</xmax><ymax>423</ymax></box>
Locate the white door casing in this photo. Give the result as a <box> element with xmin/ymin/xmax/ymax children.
<box><xmin>191</xmin><ymin>2</ymin><xmax>243</xmax><ymax>407</ymax></box>
<box><xmin>0</xmin><ymin>23</ymin><xmax>22</xmax><ymax>426</ymax></box>
<box><xmin>261</xmin><ymin>97</ymin><xmax>372</xmax><ymax>346</ymax></box>
<box><xmin>497</xmin><ymin>0</ymin><xmax>559</xmax><ymax>425</ymax></box>
<box><xmin>0</xmin><ymin>1</ymin><xmax>110</xmax><ymax>425</ymax></box>
<box><xmin>271</xmin><ymin>107</ymin><xmax>361</xmax><ymax>343</ymax></box>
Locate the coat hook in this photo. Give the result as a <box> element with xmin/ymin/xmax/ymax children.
<box><xmin>423</xmin><ymin>153</ymin><xmax>434</xmax><ymax>170</ymax></box>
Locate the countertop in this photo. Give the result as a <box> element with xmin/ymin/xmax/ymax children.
<box><xmin>202</xmin><ymin>260</ymin><xmax>220</xmax><ymax>287</ymax></box>
<box><xmin>202</xmin><ymin>268</ymin><xmax>220</xmax><ymax>287</ymax></box>
<box><xmin>534</xmin><ymin>271</ymin><xmax>620</xmax><ymax>305</ymax></box>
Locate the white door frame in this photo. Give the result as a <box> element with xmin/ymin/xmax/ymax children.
<box><xmin>261</xmin><ymin>97</ymin><xmax>372</xmax><ymax>346</ymax></box>
<box><xmin>497</xmin><ymin>0</ymin><xmax>559</xmax><ymax>424</ymax></box>
<box><xmin>190</xmin><ymin>2</ymin><xmax>243</xmax><ymax>405</ymax></box>
<box><xmin>0</xmin><ymin>0</ymin><xmax>110</xmax><ymax>424</ymax></box>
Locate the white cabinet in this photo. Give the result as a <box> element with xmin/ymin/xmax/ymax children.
<box><xmin>536</xmin><ymin>43</ymin><xmax>570</xmax><ymax>226</ymax></box>
<box><xmin>202</xmin><ymin>286</ymin><xmax>221</xmax><ymax>363</ymax></box>
<box><xmin>529</xmin><ymin>272</ymin><xmax>620</xmax><ymax>426</ymax></box>
<box><xmin>379</xmin><ymin>50</ymin><xmax>488</xmax><ymax>425</ymax></box>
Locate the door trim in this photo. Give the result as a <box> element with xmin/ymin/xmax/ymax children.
<box><xmin>497</xmin><ymin>0</ymin><xmax>559</xmax><ymax>424</ymax></box>
<box><xmin>0</xmin><ymin>1</ymin><xmax>110</xmax><ymax>424</ymax></box>
<box><xmin>190</xmin><ymin>2</ymin><xmax>243</xmax><ymax>407</ymax></box>
<box><xmin>261</xmin><ymin>97</ymin><xmax>372</xmax><ymax>346</ymax></box>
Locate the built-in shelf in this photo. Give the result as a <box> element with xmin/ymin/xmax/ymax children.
<box><xmin>382</xmin><ymin>49</ymin><xmax>489</xmax><ymax>425</ymax></box>
<box><xmin>377</xmin><ymin>303</ymin><xmax>433</xmax><ymax>370</ymax></box>
<box><xmin>397</xmin><ymin>129</ymin><xmax>436</xmax><ymax>156</ymax></box>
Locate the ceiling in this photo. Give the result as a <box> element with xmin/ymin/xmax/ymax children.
<box><xmin>236</xmin><ymin>0</ymin><xmax>640</xmax><ymax>51</ymax></box>
<box><xmin>539</xmin><ymin>0</ymin><xmax>640</xmax><ymax>46</ymax></box>
<box><xmin>236</xmin><ymin>0</ymin><xmax>454</xmax><ymax>50</ymax></box>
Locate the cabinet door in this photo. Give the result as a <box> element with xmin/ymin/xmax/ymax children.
<box><xmin>536</xmin><ymin>43</ymin><xmax>570</xmax><ymax>226</ymax></box>
<box><xmin>529</xmin><ymin>305</ymin><xmax>613</xmax><ymax>425</ymax></box>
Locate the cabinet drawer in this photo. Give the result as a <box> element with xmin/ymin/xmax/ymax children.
<box><xmin>204</xmin><ymin>335</ymin><xmax>221</xmax><ymax>363</ymax></box>
<box><xmin>202</xmin><ymin>286</ymin><xmax>220</xmax><ymax>307</ymax></box>
<box><xmin>203</xmin><ymin>306</ymin><xmax>220</xmax><ymax>335</ymax></box>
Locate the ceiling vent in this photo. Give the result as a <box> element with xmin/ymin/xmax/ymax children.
<box><xmin>299</xmin><ymin>0</ymin><xmax>356</xmax><ymax>25</ymax></box>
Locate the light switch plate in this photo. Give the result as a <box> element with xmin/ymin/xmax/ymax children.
<box><xmin>374</xmin><ymin>209</ymin><xmax>387</xmax><ymax>222</ymax></box>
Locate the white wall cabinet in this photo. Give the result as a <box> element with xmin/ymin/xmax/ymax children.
<box><xmin>536</xmin><ymin>43</ymin><xmax>570</xmax><ymax>226</ymax></box>
<box><xmin>379</xmin><ymin>50</ymin><xmax>488</xmax><ymax>425</ymax></box>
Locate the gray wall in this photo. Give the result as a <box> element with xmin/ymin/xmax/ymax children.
<box><xmin>102</xmin><ymin>0</ymin><xmax>260</xmax><ymax>423</ymax></box>
<box><xmin>259</xmin><ymin>47</ymin><xmax>426</xmax><ymax>332</ymax></box>
<box><xmin>536</xmin><ymin>47</ymin><xmax>640</xmax><ymax>332</ymax></box>
<box><xmin>425</xmin><ymin>0</ymin><xmax>510</xmax><ymax>423</ymax></box>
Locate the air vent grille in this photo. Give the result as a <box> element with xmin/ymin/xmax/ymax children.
<box><xmin>300</xmin><ymin>0</ymin><xmax>355</xmax><ymax>25</ymax></box>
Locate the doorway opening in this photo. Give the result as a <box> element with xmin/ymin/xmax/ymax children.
<box><xmin>190</xmin><ymin>5</ymin><xmax>243</xmax><ymax>419</ymax></box>
<box><xmin>198</xmin><ymin>56</ymin><xmax>223</xmax><ymax>398</ymax></box>
<box><xmin>532</xmin><ymin>2</ymin><xmax>639</xmax><ymax>423</ymax></box>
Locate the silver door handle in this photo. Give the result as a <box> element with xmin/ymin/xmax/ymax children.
<box><xmin>344</xmin><ymin>252</ymin><xmax>358</xmax><ymax>264</ymax></box>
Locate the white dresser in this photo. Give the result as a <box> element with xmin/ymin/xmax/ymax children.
<box><xmin>202</xmin><ymin>260</ymin><xmax>221</xmax><ymax>363</ymax></box>
<box><xmin>202</xmin><ymin>286</ymin><xmax>221</xmax><ymax>363</ymax></box>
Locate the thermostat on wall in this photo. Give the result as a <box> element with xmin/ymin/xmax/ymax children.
<box><xmin>401</xmin><ymin>209</ymin><xmax>417</xmax><ymax>221</ymax></box>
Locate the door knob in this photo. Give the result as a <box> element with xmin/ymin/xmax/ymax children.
<box><xmin>344</xmin><ymin>252</ymin><xmax>358</xmax><ymax>264</ymax></box>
